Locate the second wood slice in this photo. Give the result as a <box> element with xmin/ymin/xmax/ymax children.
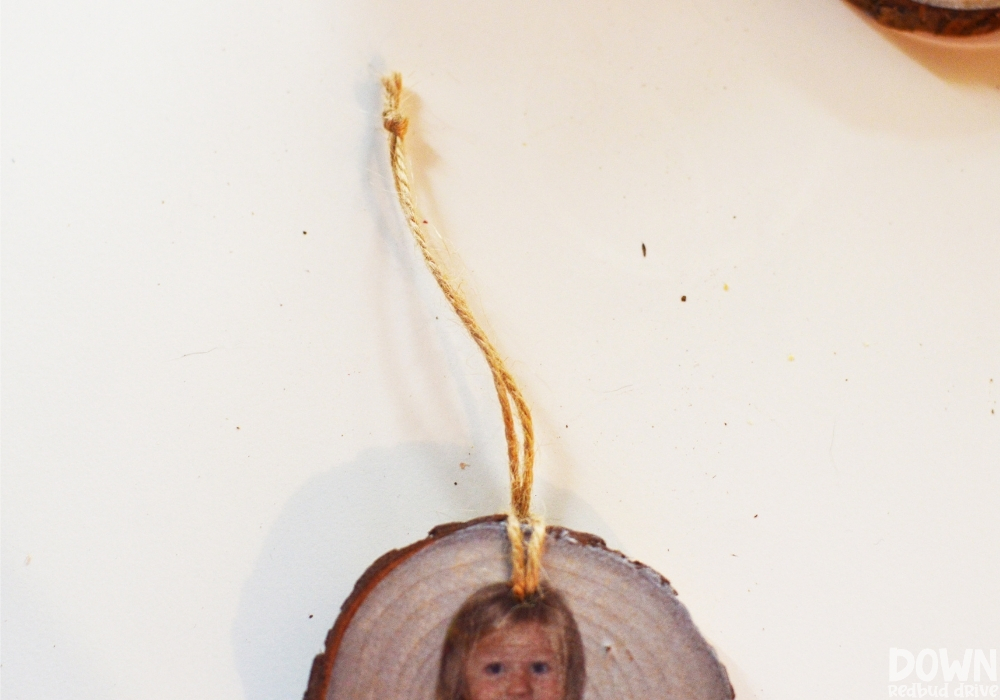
<box><xmin>844</xmin><ymin>0</ymin><xmax>1000</xmax><ymax>34</ymax></box>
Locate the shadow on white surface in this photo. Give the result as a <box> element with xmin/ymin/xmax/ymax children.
<box><xmin>713</xmin><ymin>647</ymin><xmax>761</xmax><ymax>700</ymax></box>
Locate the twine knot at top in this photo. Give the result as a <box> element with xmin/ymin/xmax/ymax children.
<box><xmin>381</xmin><ymin>72</ymin><xmax>409</xmax><ymax>139</ymax></box>
<box><xmin>382</xmin><ymin>112</ymin><xmax>409</xmax><ymax>139</ymax></box>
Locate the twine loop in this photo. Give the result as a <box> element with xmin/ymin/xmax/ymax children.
<box><xmin>382</xmin><ymin>72</ymin><xmax>543</xmax><ymax>598</ymax></box>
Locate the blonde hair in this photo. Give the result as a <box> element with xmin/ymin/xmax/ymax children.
<box><xmin>436</xmin><ymin>583</ymin><xmax>585</xmax><ymax>700</ymax></box>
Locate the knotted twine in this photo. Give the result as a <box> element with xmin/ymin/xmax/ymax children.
<box><xmin>381</xmin><ymin>72</ymin><xmax>544</xmax><ymax>599</ymax></box>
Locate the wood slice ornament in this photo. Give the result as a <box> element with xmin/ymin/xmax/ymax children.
<box><xmin>305</xmin><ymin>517</ymin><xmax>733</xmax><ymax>700</ymax></box>
<box><xmin>304</xmin><ymin>75</ymin><xmax>734</xmax><ymax>700</ymax></box>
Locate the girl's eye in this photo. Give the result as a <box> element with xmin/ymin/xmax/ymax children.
<box><xmin>531</xmin><ymin>662</ymin><xmax>550</xmax><ymax>674</ymax></box>
<box><xmin>485</xmin><ymin>663</ymin><xmax>503</xmax><ymax>675</ymax></box>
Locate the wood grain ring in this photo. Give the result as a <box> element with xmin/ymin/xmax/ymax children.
<box><xmin>844</xmin><ymin>0</ymin><xmax>1000</xmax><ymax>35</ymax></box>
<box><xmin>304</xmin><ymin>515</ymin><xmax>733</xmax><ymax>700</ymax></box>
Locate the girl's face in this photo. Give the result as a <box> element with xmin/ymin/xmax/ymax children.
<box><xmin>464</xmin><ymin>620</ymin><xmax>565</xmax><ymax>700</ymax></box>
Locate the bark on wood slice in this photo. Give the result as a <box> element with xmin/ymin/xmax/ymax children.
<box><xmin>844</xmin><ymin>0</ymin><xmax>1000</xmax><ymax>35</ymax></box>
<box><xmin>305</xmin><ymin>515</ymin><xmax>733</xmax><ymax>700</ymax></box>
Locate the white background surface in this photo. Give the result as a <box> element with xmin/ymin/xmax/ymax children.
<box><xmin>3</xmin><ymin>1</ymin><xmax>999</xmax><ymax>699</ymax></box>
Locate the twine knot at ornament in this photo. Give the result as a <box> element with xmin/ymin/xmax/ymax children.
<box><xmin>506</xmin><ymin>514</ymin><xmax>546</xmax><ymax>599</ymax></box>
<box><xmin>381</xmin><ymin>72</ymin><xmax>542</xmax><ymax>600</ymax></box>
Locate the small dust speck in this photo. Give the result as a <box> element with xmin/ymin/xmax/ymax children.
<box><xmin>680</xmin><ymin>295</ymin><xmax>687</xmax><ymax>302</ymax></box>
<box><xmin>754</xmin><ymin>514</ymin><xmax>758</xmax><ymax>518</ymax></box>
<box><xmin>303</xmin><ymin>231</ymin><xmax>307</xmax><ymax>235</ymax></box>
<box><xmin>453</xmin><ymin>482</ymin><xmax>458</xmax><ymax>486</ymax></box>
<box><xmin>723</xmin><ymin>283</ymin><xmax>729</xmax><ymax>291</ymax></box>
<box><xmin>236</xmin><ymin>426</ymin><xmax>241</xmax><ymax>430</ymax></box>
<box><xmin>788</xmin><ymin>355</ymin><xmax>795</xmax><ymax>362</ymax></box>
<box><xmin>309</xmin><ymin>614</ymin><xmax>313</xmax><ymax>619</ymax></box>
<box><xmin>460</xmin><ymin>462</ymin><xmax>469</xmax><ymax>470</ymax></box>
<box><xmin>25</xmin><ymin>555</ymin><xmax>31</xmax><ymax>566</ymax></box>
<box><xmin>641</xmin><ymin>243</ymin><xmax>646</xmax><ymax>257</ymax></box>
